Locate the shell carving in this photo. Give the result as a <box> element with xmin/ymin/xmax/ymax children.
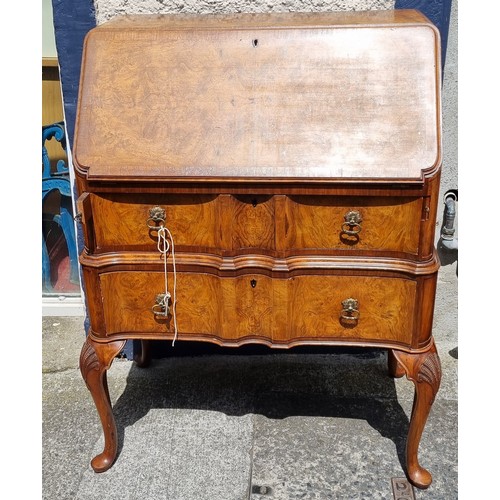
<box><xmin>417</xmin><ymin>352</ymin><xmax>441</xmax><ymax>397</ymax></box>
<box><xmin>80</xmin><ymin>340</ymin><xmax>100</xmax><ymax>385</ymax></box>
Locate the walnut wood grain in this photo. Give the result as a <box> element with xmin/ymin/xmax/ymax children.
<box><xmin>419</xmin><ymin>170</ymin><xmax>442</xmax><ymax>261</ymax></box>
<box><xmin>388</xmin><ymin>349</ymin><xmax>406</xmax><ymax>378</ymax></box>
<box><xmin>232</xmin><ymin>195</ymin><xmax>275</xmax><ymax>251</ymax></box>
<box><xmin>415</xmin><ymin>274</ymin><xmax>439</xmax><ymax>349</ymax></box>
<box><xmin>79</xmin><ymin>248</ymin><xmax>440</xmax><ymax>277</ymax></box>
<box><xmin>76</xmin><ymin>192</ymin><xmax>95</xmax><ymax>253</ymax></box>
<box><xmin>90</xmin><ymin>193</ymin><xmax>219</xmax><ymax>251</ymax></box>
<box><xmin>84</xmin><ymin>192</ymin><xmax>426</xmax><ymax>258</ymax></box>
<box><xmin>284</xmin><ymin>195</ymin><xmax>422</xmax><ymax>254</ymax></box>
<box><xmin>74</xmin><ymin>10</ymin><xmax>443</xmax><ymax>486</ymax></box>
<box><xmin>79</xmin><ymin>337</ymin><xmax>126</xmax><ymax>472</ymax></box>
<box><xmin>391</xmin><ymin>340</ymin><xmax>441</xmax><ymax>488</ymax></box>
<box><xmin>97</xmin><ymin>271</ymin><xmax>417</xmax><ymax>347</ymax></box>
<box><xmin>286</xmin><ymin>275</ymin><xmax>416</xmax><ymax>343</ymax></box>
<box><xmin>74</xmin><ymin>10</ymin><xmax>441</xmax><ymax>182</ymax></box>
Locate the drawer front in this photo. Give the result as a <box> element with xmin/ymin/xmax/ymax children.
<box><xmin>283</xmin><ymin>195</ymin><xmax>422</xmax><ymax>254</ymax></box>
<box><xmin>90</xmin><ymin>193</ymin><xmax>220</xmax><ymax>251</ymax></box>
<box><xmin>98</xmin><ymin>271</ymin><xmax>416</xmax><ymax>346</ymax></box>
<box><xmin>87</xmin><ymin>193</ymin><xmax>422</xmax><ymax>256</ymax></box>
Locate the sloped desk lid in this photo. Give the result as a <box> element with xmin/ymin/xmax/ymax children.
<box><xmin>74</xmin><ymin>10</ymin><xmax>441</xmax><ymax>182</ymax></box>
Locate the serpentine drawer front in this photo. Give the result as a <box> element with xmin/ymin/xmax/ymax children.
<box><xmin>81</xmin><ymin>192</ymin><xmax>427</xmax><ymax>257</ymax></box>
<box><xmin>94</xmin><ymin>271</ymin><xmax>418</xmax><ymax>346</ymax></box>
<box><xmin>74</xmin><ymin>10</ymin><xmax>443</xmax><ymax>489</ymax></box>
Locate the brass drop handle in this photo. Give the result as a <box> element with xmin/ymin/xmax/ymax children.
<box><xmin>341</xmin><ymin>210</ymin><xmax>362</xmax><ymax>236</ymax></box>
<box><xmin>147</xmin><ymin>206</ymin><xmax>166</xmax><ymax>229</ymax></box>
<box><xmin>152</xmin><ymin>292</ymin><xmax>171</xmax><ymax>317</ymax></box>
<box><xmin>340</xmin><ymin>298</ymin><xmax>360</xmax><ymax>321</ymax></box>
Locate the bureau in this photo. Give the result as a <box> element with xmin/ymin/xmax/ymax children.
<box><xmin>74</xmin><ymin>9</ymin><xmax>442</xmax><ymax>489</ymax></box>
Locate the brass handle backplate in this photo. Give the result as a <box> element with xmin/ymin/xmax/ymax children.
<box><xmin>147</xmin><ymin>206</ymin><xmax>166</xmax><ymax>229</ymax></box>
<box><xmin>341</xmin><ymin>210</ymin><xmax>362</xmax><ymax>236</ymax></box>
<box><xmin>340</xmin><ymin>298</ymin><xmax>360</xmax><ymax>321</ymax></box>
<box><xmin>152</xmin><ymin>292</ymin><xmax>171</xmax><ymax>317</ymax></box>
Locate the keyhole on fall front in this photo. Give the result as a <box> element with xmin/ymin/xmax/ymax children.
<box><xmin>252</xmin><ymin>39</ymin><xmax>258</xmax><ymax>47</ymax></box>
<box><xmin>250</xmin><ymin>279</ymin><xmax>257</xmax><ymax>288</ymax></box>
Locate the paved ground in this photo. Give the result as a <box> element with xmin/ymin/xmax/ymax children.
<box><xmin>42</xmin><ymin>316</ymin><xmax>457</xmax><ymax>499</ymax></box>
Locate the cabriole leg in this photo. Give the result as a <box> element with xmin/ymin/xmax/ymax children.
<box><xmin>79</xmin><ymin>337</ymin><xmax>126</xmax><ymax>472</ymax></box>
<box><xmin>391</xmin><ymin>340</ymin><xmax>441</xmax><ymax>489</ymax></box>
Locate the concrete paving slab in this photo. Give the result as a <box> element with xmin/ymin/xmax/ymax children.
<box><xmin>250</xmin><ymin>412</ymin><xmax>408</xmax><ymax>500</ymax></box>
<box><xmin>42</xmin><ymin>316</ymin><xmax>86</xmax><ymax>372</ymax></box>
<box><xmin>249</xmin><ymin>399</ymin><xmax>457</xmax><ymax>500</ymax></box>
<box><xmin>42</xmin><ymin>317</ymin><xmax>457</xmax><ymax>500</ymax></box>
<box><xmin>76</xmin><ymin>409</ymin><xmax>253</xmax><ymax>500</ymax></box>
<box><xmin>247</xmin><ymin>344</ymin><xmax>457</xmax><ymax>500</ymax></box>
<box><xmin>43</xmin><ymin>369</ymin><xmax>102</xmax><ymax>500</ymax></box>
<box><xmin>42</xmin><ymin>360</ymin><xmax>131</xmax><ymax>500</ymax></box>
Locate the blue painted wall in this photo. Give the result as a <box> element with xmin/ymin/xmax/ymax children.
<box><xmin>395</xmin><ymin>0</ymin><xmax>452</xmax><ymax>69</ymax></box>
<box><xmin>51</xmin><ymin>0</ymin><xmax>96</xmax><ymax>149</ymax></box>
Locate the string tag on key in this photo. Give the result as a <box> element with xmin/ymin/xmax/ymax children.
<box><xmin>157</xmin><ymin>224</ymin><xmax>178</xmax><ymax>346</ymax></box>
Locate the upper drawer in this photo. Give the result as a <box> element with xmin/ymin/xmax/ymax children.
<box><xmin>283</xmin><ymin>195</ymin><xmax>422</xmax><ymax>255</ymax></box>
<box><xmin>80</xmin><ymin>192</ymin><xmax>424</xmax><ymax>257</ymax></box>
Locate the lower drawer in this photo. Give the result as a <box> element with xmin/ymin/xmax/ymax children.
<box><xmin>97</xmin><ymin>272</ymin><xmax>417</xmax><ymax>347</ymax></box>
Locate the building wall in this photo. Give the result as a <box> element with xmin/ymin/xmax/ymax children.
<box><xmin>433</xmin><ymin>0</ymin><xmax>458</xmax><ymax>346</ymax></box>
<box><xmin>94</xmin><ymin>0</ymin><xmax>394</xmax><ymax>24</ymax></box>
<box><xmin>43</xmin><ymin>0</ymin><xmax>58</xmax><ymax>57</ymax></box>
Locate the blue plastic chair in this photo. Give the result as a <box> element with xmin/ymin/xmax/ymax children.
<box><xmin>42</xmin><ymin>122</ymin><xmax>79</xmax><ymax>291</ymax></box>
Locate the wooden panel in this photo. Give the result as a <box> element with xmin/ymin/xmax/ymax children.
<box><xmin>99</xmin><ymin>271</ymin><xmax>415</xmax><ymax>346</ymax></box>
<box><xmin>99</xmin><ymin>272</ymin><xmax>286</xmax><ymax>339</ymax></box>
<box><xmin>90</xmin><ymin>193</ymin><xmax>219</xmax><ymax>251</ymax></box>
<box><xmin>88</xmin><ymin>193</ymin><xmax>422</xmax><ymax>256</ymax></box>
<box><xmin>74</xmin><ymin>10</ymin><xmax>440</xmax><ymax>181</ymax></box>
<box><xmin>284</xmin><ymin>195</ymin><xmax>422</xmax><ymax>254</ymax></box>
<box><xmin>220</xmin><ymin>274</ymin><xmax>288</xmax><ymax>340</ymax></box>
<box><xmin>232</xmin><ymin>195</ymin><xmax>275</xmax><ymax>251</ymax></box>
<box><xmin>100</xmin><ymin>272</ymin><xmax>222</xmax><ymax>336</ymax></box>
<box><xmin>285</xmin><ymin>275</ymin><xmax>416</xmax><ymax>344</ymax></box>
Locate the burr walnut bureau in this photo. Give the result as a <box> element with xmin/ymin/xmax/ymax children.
<box><xmin>74</xmin><ymin>9</ymin><xmax>443</xmax><ymax>489</ymax></box>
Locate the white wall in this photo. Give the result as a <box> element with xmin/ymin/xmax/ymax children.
<box><xmin>94</xmin><ymin>0</ymin><xmax>395</xmax><ymax>24</ymax></box>
<box><xmin>42</xmin><ymin>0</ymin><xmax>57</xmax><ymax>58</ymax></box>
